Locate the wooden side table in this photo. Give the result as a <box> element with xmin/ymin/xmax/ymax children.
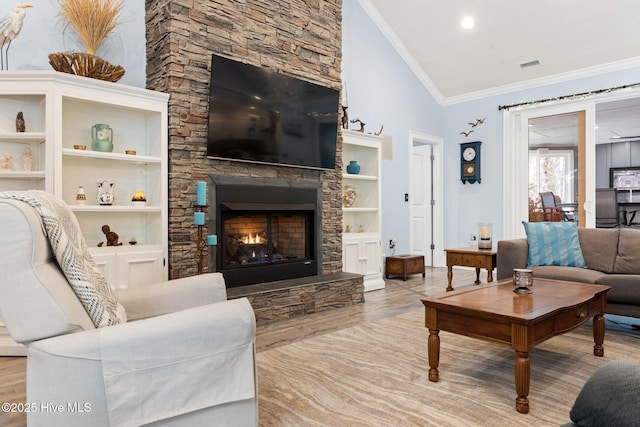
<box><xmin>444</xmin><ymin>246</ymin><xmax>497</xmax><ymax>292</ymax></box>
<box><xmin>385</xmin><ymin>254</ymin><xmax>425</xmax><ymax>281</ymax></box>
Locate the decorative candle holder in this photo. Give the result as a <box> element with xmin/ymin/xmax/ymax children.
<box><xmin>207</xmin><ymin>235</ymin><xmax>217</xmax><ymax>273</ymax></box>
<box><xmin>513</xmin><ymin>268</ymin><xmax>534</xmax><ymax>294</ymax></box>
<box><xmin>478</xmin><ymin>222</ymin><xmax>493</xmax><ymax>249</ymax></box>
<box><xmin>194</xmin><ymin>203</ymin><xmax>208</xmax><ymax>274</ymax></box>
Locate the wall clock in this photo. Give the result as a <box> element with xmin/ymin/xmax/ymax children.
<box><xmin>460</xmin><ymin>141</ymin><xmax>482</xmax><ymax>184</ymax></box>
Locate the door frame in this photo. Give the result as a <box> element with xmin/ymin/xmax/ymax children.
<box><xmin>408</xmin><ymin>131</ymin><xmax>444</xmax><ymax>267</ymax></box>
<box><xmin>503</xmin><ymin>101</ymin><xmax>596</xmax><ymax>238</ymax></box>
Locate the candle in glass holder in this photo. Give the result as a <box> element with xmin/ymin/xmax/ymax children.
<box><xmin>478</xmin><ymin>223</ymin><xmax>492</xmax><ymax>249</ymax></box>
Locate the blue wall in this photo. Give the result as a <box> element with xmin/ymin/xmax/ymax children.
<box><xmin>441</xmin><ymin>67</ymin><xmax>640</xmax><ymax>246</ymax></box>
<box><xmin>7</xmin><ymin>1</ymin><xmax>146</xmax><ymax>88</ymax></box>
<box><xmin>342</xmin><ymin>0</ymin><xmax>442</xmax><ymax>256</ymax></box>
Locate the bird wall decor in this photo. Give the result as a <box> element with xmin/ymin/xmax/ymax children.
<box><xmin>0</xmin><ymin>4</ymin><xmax>32</xmax><ymax>70</ymax></box>
<box><xmin>468</xmin><ymin>118</ymin><xmax>486</xmax><ymax>127</ymax></box>
<box><xmin>460</xmin><ymin>118</ymin><xmax>486</xmax><ymax>137</ymax></box>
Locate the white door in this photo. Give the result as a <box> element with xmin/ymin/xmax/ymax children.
<box><xmin>411</xmin><ymin>143</ymin><xmax>433</xmax><ymax>265</ymax></box>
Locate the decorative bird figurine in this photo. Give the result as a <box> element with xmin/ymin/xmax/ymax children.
<box><xmin>0</xmin><ymin>4</ymin><xmax>32</xmax><ymax>70</ymax></box>
<box><xmin>468</xmin><ymin>118</ymin><xmax>487</xmax><ymax>127</ymax></box>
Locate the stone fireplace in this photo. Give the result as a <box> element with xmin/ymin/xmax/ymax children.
<box><xmin>144</xmin><ymin>1</ymin><xmax>363</xmax><ymax>323</ymax></box>
<box><xmin>145</xmin><ymin>0</ymin><xmax>345</xmax><ymax>279</ymax></box>
<box><xmin>210</xmin><ymin>176</ymin><xmax>322</xmax><ymax>288</ymax></box>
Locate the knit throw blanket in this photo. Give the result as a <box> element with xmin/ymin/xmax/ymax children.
<box><xmin>0</xmin><ymin>190</ymin><xmax>124</xmax><ymax>327</ymax></box>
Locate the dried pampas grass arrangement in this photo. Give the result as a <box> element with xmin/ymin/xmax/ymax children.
<box><xmin>48</xmin><ymin>0</ymin><xmax>125</xmax><ymax>82</ymax></box>
<box><xmin>57</xmin><ymin>0</ymin><xmax>123</xmax><ymax>55</ymax></box>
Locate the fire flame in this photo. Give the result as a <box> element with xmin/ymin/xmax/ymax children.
<box><xmin>243</xmin><ymin>233</ymin><xmax>261</xmax><ymax>244</ymax></box>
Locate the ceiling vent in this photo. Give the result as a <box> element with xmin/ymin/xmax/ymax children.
<box><xmin>520</xmin><ymin>60</ymin><xmax>541</xmax><ymax>69</ymax></box>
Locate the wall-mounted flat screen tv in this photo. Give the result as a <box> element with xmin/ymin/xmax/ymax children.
<box><xmin>207</xmin><ymin>54</ymin><xmax>340</xmax><ymax>170</ymax></box>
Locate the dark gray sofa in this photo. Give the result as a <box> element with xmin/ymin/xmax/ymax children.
<box><xmin>497</xmin><ymin>227</ymin><xmax>640</xmax><ymax>319</ymax></box>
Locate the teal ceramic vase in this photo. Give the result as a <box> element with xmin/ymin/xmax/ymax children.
<box><xmin>346</xmin><ymin>160</ymin><xmax>360</xmax><ymax>174</ymax></box>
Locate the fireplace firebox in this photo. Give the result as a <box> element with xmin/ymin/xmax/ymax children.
<box><xmin>210</xmin><ymin>177</ymin><xmax>322</xmax><ymax>288</ymax></box>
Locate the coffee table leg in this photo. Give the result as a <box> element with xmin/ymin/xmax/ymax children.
<box><xmin>446</xmin><ymin>265</ymin><xmax>454</xmax><ymax>292</ymax></box>
<box><xmin>593</xmin><ymin>313</ymin><xmax>605</xmax><ymax>357</ymax></box>
<box><xmin>514</xmin><ymin>351</ymin><xmax>530</xmax><ymax>414</ymax></box>
<box><xmin>428</xmin><ymin>329</ymin><xmax>440</xmax><ymax>382</ymax></box>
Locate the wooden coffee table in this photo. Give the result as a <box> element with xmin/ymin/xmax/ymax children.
<box><xmin>421</xmin><ymin>278</ymin><xmax>610</xmax><ymax>414</ymax></box>
<box><xmin>444</xmin><ymin>246</ymin><xmax>497</xmax><ymax>292</ymax></box>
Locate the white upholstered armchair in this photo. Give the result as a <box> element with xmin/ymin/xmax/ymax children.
<box><xmin>0</xmin><ymin>193</ymin><xmax>258</xmax><ymax>426</ymax></box>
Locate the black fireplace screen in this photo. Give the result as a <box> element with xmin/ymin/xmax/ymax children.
<box><xmin>222</xmin><ymin>211</ymin><xmax>312</xmax><ymax>269</ymax></box>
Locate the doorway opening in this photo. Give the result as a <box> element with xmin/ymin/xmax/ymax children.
<box><xmin>409</xmin><ymin>131</ymin><xmax>444</xmax><ymax>267</ymax></box>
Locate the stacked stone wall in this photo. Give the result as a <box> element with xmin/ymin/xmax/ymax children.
<box><xmin>145</xmin><ymin>0</ymin><xmax>343</xmax><ymax>278</ymax></box>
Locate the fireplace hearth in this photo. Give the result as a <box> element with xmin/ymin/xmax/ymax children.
<box><xmin>209</xmin><ymin>176</ymin><xmax>322</xmax><ymax>288</ymax></box>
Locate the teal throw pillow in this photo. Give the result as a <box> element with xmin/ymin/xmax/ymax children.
<box><xmin>522</xmin><ymin>221</ymin><xmax>586</xmax><ymax>268</ymax></box>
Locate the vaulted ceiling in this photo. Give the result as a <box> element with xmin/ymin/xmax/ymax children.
<box><xmin>365</xmin><ymin>0</ymin><xmax>640</xmax><ymax>102</ymax></box>
<box><xmin>363</xmin><ymin>0</ymin><xmax>640</xmax><ymax>144</ymax></box>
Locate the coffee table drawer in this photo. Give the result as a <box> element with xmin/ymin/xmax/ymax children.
<box><xmin>554</xmin><ymin>302</ymin><xmax>590</xmax><ymax>331</ymax></box>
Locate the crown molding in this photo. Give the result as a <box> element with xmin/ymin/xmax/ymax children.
<box><xmin>442</xmin><ymin>56</ymin><xmax>640</xmax><ymax>106</ymax></box>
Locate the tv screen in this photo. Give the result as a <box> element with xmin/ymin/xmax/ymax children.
<box><xmin>207</xmin><ymin>54</ymin><xmax>339</xmax><ymax>170</ymax></box>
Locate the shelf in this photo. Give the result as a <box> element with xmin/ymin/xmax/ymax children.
<box><xmin>0</xmin><ymin>71</ymin><xmax>168</xmax><ymax>304</ymax></box>
<box><xmin>0</xmin><ymin>171</ymin><xmax>45</xmax><ymax>179</ymax></box>
<box><xmin>70</xmin><ymin>205</ymin><xmax>162</xmax><ymax>213</ymax></box>
<box><xmin>62</xmin><ymin>148</ymin><xmax>161</xmax><ymax>164</ymax></box>
<box><xmin>0</xmin><ymin>132</ymin><xmax>45</xmax><ymax>143</ymax></box>
<box><xmin>342</xmin><ymin>174</ymin><xmax>377</xmax><ymax>181</ymax></box>
<box><xmin>89</xmin><ymin>243</ymin><xmax>162</xmax><ymax>252</ymax></box>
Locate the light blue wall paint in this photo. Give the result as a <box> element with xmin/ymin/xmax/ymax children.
<box><xmin>6</xmin><ymin>1</ymin><xmax>146</xmax><ymax>88</ymax></box>
<box><xmin>343</xmin><ymin>0</ymin><xmax>442</xmax><ymax>256</ymax></box>
<box><xmin>442</xmin><ymin>67</ymin><xmax>640</xmax><ymax>247</ymax></box>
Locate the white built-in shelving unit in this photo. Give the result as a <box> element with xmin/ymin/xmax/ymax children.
<box><xmin>341</xmin><ymin>130</ymin><xmax>385</xmax><ymax>291</ymax></box>
<box><xmin>0</xmin><ymin>71</ymin><xmax>169</xmax><ymax>355</ymax></box>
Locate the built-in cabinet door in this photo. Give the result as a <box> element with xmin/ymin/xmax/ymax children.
<box><xmin>342</xmin><ymin>236</ymin><xmax>361</xmax><ymax>274</ymax></box>
<box><xmin>361</xmin><ymin>235</ymin><xmax>381</xmax><ymax>278</ymax></box>
<box><xmin>115</xmin><ymin>249</ymin><xmax>164</xmax><ymax>289</ymax></box>
<box><xmin>90</xmin><ymin>248</ymin><xmax>164</xmax><ymax>289</ymax></box>
<box><xmin>91</xmin><ymin>252</ymin><xmax>117</xmax><ymax>287</ymax></box>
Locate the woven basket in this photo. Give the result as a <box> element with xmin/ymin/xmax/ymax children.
<box><xmin>48</xmin><ymin>52</ymin><xmax>125</xmax><ymax>83</ymax></box>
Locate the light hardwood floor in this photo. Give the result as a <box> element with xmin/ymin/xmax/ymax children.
<box><xmin>0</xmin><ymin>267</ymin><xmax>477</xmax><ymax>427</ymax></box>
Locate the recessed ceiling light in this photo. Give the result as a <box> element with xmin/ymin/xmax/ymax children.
<box><xmin>460</xmin><ymin>17</ymin><xmax>474</xmax><ymax>30</ymax></box>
